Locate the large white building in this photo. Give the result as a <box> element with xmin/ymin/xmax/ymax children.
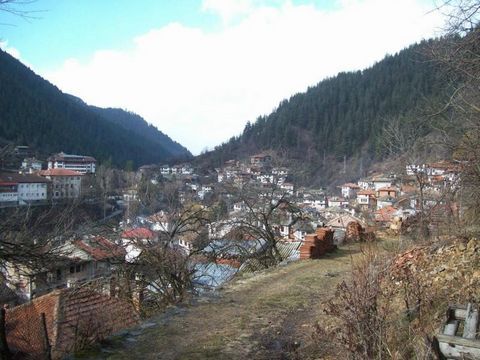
<box><xmin>39</xmin><ymin>168</ymin><xmax>83</xmax><ymax>200</ymax></box>
<box><xmin>0</xmin><ymin>172</ymin><xmax>50</xmax><ymax>206</ymax></box>
<box><xmin>47</xmin><ymin>152</ymin><xmax>96</xmax><ymax>174</ymax></box>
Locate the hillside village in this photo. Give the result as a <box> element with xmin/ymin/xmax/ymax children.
<box><xmin>0</xmin><ymin>1</ymin><xmax>479</xmax><ymax>358</ymax></box>
<box><xmin>0</xmin><ymin>143</ymin><xmax>465</xmax><ymax>358</ymax></box>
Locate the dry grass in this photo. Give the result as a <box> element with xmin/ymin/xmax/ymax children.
<box><xmin>88</xmin><ymin>245</ymin><xmax>362</xmax><ymax>359</ymax></box>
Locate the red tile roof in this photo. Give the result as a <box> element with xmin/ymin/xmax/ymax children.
<box><xmin>39</xmin><ymin>169</ymin><xmax>83</xmax><ymax>177</ymax></box>
<box><xmin>121</xmin><ymin>227</ymin><xmax>155</xmax><ymax>239</ymax></box>
<box><xmin>74</xmin><ymin>237</ymin><xmax>125</xmax><ymax>261</ymax></box>
<box><xmin>374</xmin><ymin>206</ymin><xmax>397</xmax><ymax>222</ymax></box>
<box><xmin>6</xmin><ymin>288</ymin><xmax>138</xmax><ymax>358</ymax></box>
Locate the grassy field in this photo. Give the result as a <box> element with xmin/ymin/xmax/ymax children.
<box><xmin>88</xmin><ymin>245</ymin><xmax>364</xmax><ymax>359</ymax></box>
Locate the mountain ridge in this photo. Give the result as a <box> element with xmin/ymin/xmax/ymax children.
<box><xmin>0</xmin><ymin>49</ymin><xmax>191</xmax><ymax>168</ymax></box>
<box><xmin>196</xmin><ymin>39</ymin><xmax>449</xmax><ymax>186</ymax></box>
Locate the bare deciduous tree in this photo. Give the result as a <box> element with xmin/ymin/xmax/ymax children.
<box><xmin>225</xmin><ymin>181</ymin><xmax>303</xmax><ymax>268</ymax></box>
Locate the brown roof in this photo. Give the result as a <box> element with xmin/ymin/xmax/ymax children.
<box><xmin>0</xmin><ymin>172</ymin><xmax>50</xmax><ymax>184</ymax></box>
<box><xmin>377</xmin><ymin>186</ymin><xmax>398</xmax><ymax>192</ymax></box>
<box><xmin>6</xmin><ymin>288</ymin><xmax>138</xmax><ymax>359</ymax></box>
<box><xmin>357</xmin><ymin>189</ymin><xmax>376</xmax><ymax>196</ymax></box>
<box><xmin>39</xmin><ymin>169</ymin><xmax>83</xmax><ymax>177</ymax></box>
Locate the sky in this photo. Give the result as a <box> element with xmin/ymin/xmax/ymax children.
<box><xmin>0</xmin><ymin>0</ymin><xmax>446</xmax><ymax>155</ymax></box>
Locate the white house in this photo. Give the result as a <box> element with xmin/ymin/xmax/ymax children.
<box><xmin>0</xmin><ymin>172</ymin><xmax>49</xmax><ymax>205</ymax></box>
<box><xmin>356</xmin><ymin>189</ymin><xmax>377</xmax><ymax>209</ymax></box>
<box><xmin>160</xmin><ymin>165</ymin><xmax>171</xmax><ymax>175</ymax></box>
<box><xmin>377</xmin><ymin>196</ymin><xmax>396</xmax><ymax>209</ymax></box>
<box><xmin>180</xmin><ymin>164</ymin><xmax>194</xmax><ymax>175</ymax></box>
<box><xmin>328</xmin><ymin>197</ymin><xmax>349</xmax><ymax>208</ymax></box>
<box><xmin>232</xmin><ymin>201</ymin><xmax>247</xmax><ymax>213</ymax></box>
<box><xmin>0</xmin><ymin>180</ymin><xmax>18</xmax><ymax>204</ymax></box>
<box><xmin>21</xmin><ymin>158</ymin><xmax>43</xmax><ymax>173</ymax></box>
<box><xmin>272</xmin><ymin>167</ymin><xmax>289</xmax><ymax>176</ymax></box>
<box><xmin>147</xmin><ymin>211</ymin><xmax>170</xmax><ymax>232</ymax></box>
<box><xmin>217</xmin><ymin>171</ymin><xmax>225</xmax><ymax>183</ymax></box>
<box><xmin>257</xmin><ymin>174</ymin><xmax>274</xmax><ymax>184</ymax></box>
<box><xmin>17</xmin><ymin>177</ymin><xmax>49</xmax><ymax>203</ymax></box>
<box><xmin>280</xmin><ymin>182</ymin><xmax>294</xmax><ymax>195</ymax></box>
<box><xmin>371</xmin><ymin>178</ymin><xmax>393</xmax><ymax>191</ymax></box>
<box><xmin>340</xmin><ymin>183</ymin><xmax>360</xmax><ymax>199</ymax></box>
<box><xmin>357</xmin><ymin>179</ymin><xmax>372</xmax><ymax>190</ymax></box>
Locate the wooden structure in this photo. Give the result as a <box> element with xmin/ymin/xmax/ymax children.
<box><xmin>436</xmin><ymin>303</ymin><xmax>480</xmax><ymax>359</ymax></box>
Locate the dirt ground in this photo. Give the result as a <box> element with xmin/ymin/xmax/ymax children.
<box><xmin>89</xmin><ymin>245</ymin><xmax>363</xmax><ymax>360</ymax></box>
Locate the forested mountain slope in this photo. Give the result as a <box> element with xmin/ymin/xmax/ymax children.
<box><xmin>90</xmin><ymin>107</ymin><xmax>190</xmax><ymax>159</ymax></box>
<box><xmin>0</xmin><ymin>49</ymin><xmax>191</xmax><ymax>168</ymax></box>
<box><xmin>198</xmin><ymin>39</ymin><xmax>449</xmax><ymax>185</ymax></box>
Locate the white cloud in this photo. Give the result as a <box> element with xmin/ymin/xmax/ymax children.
<box><xmin>43</xmin><ymin>0</ymin><xmax>445</xmax><ymax>155</ymax></box>
<box><xmin>0</xmin><ymin>40</ymin><xmax>21</xmax><ymax>59</ymax></box>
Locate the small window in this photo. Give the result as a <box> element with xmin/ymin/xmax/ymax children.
<box><xmin>70</xmin><ymin>266</ymin><xmax>75</xmax><ymax>273</ymax></box>
<box><xmin>76</xmin><ymin>264</ymin><xmax>81</xmax><ymax>272</ymax></box>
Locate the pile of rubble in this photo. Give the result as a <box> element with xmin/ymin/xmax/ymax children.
<box><xmin>390</xmin><ymin>237</ymin><xmax>479</xmax><ymax>302</ymax></box>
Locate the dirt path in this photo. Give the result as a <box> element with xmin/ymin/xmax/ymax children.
<box><xmin>90</xmin><ymin>245</ymin><xmax>362</xmax><ymax>360</ymax></box>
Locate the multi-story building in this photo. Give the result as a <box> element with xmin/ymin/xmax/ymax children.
<box><xmin>0</xmin><ymin>177</ymin><xmax>18</xmax><ymax>205</ymax></box>
<box><xmin>47</xmin><ymin>152</ymin><xmax>96</xmax><ymax>174</ymax></box>
<box><xmin>39</xmin><ymin>168</ymin><xmax>83</xmax><ymax>200</ymax></box>
<box><xmin>0</xmin><ymin>172</ymin><xmax>50</xmax><ymax>206</ymax></box>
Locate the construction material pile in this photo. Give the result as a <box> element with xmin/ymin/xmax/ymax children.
<box><xmin>299</xmin><ymin>227</ymin><xmax>335</xmax><ymax>259</ymax></box>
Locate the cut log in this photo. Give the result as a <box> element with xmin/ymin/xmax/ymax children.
<box><xmin>463</xmin><ymin>304</ymin><xmax>479</xmax><ymax>340</ymax></box>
